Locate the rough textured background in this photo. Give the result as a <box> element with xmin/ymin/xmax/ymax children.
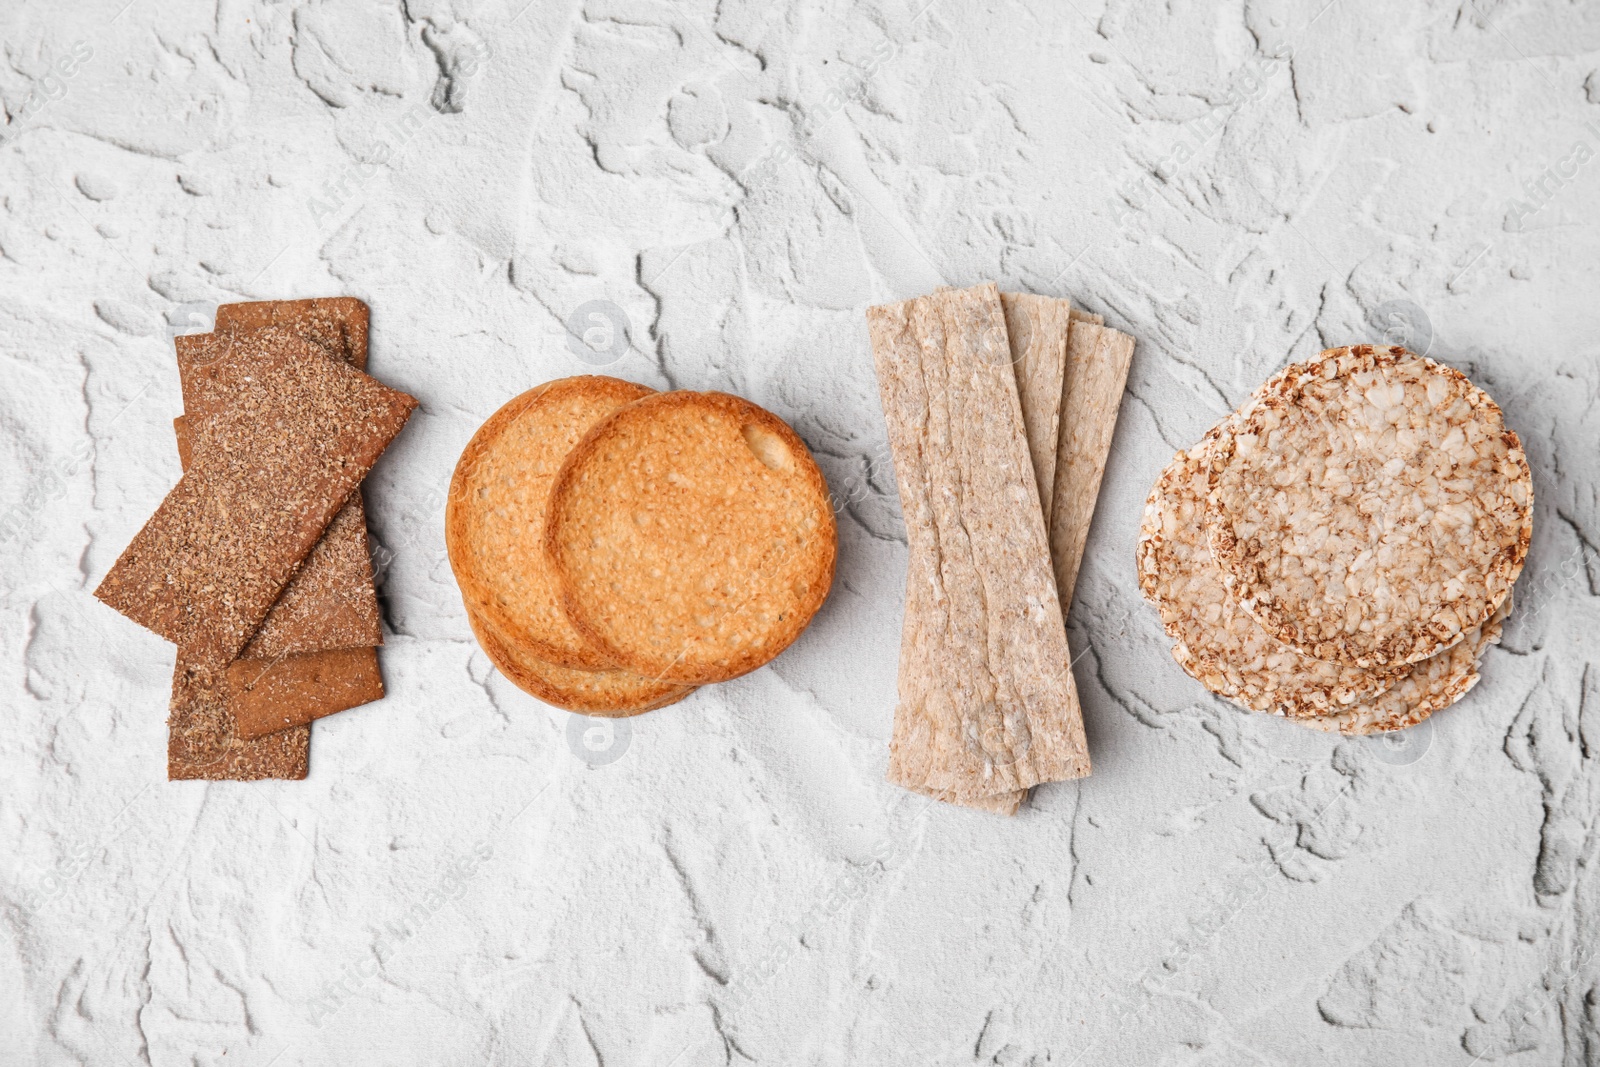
<box><xmin>2</xmin><ymin>1</ymin><xmax>1598</xmax><ymax>1064</ymax></box>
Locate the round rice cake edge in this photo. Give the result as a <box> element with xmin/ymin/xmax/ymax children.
<box><xmin>1302</xmin><ymin>595</ymin><xmax>1511</xmax><ymax>736</ymax></box>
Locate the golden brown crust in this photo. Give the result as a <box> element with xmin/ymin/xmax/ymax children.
<box><xmin>444</xmin><ymin>376</ymin><xmax>654</xmax><ymax>670</ymax></box>
<box><xmin>546</xmin><ymin>390</ymin><xmax>837</xmax><ymax>685</ymax></box>
<box><xmin>465</xmin><ymin>602</ymin><xmax>694</xmax><ymax>716</ymax></box>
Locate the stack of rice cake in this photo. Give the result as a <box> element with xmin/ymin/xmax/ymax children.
<box><xmin>867</xmin><ymin>282</ymin><xmax>1137</xmax><ymax>814</ymax></box>
<box><xmin>1137</xmin><ymin>344</ymin><xmax>1533</xmax><ymax>734</ymax></box>
<box><xmin>95</xmin><ymin>299</ymin><xmax>415</xmax><ymax>779</ymax></box>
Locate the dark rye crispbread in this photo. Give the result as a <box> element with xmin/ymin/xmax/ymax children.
<box><xmin>177</xmin><ymin>410</ymin><xmax>384</xmax><ymax>746</ymax></box>
<box><xmin>227</xmin><ymin>646</ymin><xmax>384</xmax><ymax>741</ymax></box>
<box><xmin>214</xmin><ymin>297</ymin><xmax>370</xmax><ymax>368</ymax></box>
<box><xmin>867</xmin><ymin>282</ymin><xmax>1090</xmax><ymax>806</ymax></box>
<box><xmin>171</xmin><ymin>432</ymin><xmax>380</xmax><ymax>659</ymax></box>
<box><xmin>466</xmin><ymin>604</ymin><xmax>694</xmax><ymax>716</ymax></box>
<box><xmin>446</xmin><ymin>376</ymin><xmax>654</xmax><ymax>670</ymax></box>
<box><xmin>169</xmin><ymin>656</ymin><xmax>310</xmax><ymax>780</ymax></box>
<box><xmin>95</xmin><ymin>327</ymin><xmax>416</xmax><ymax>671</ymax></box>
<box><xmin>174</xmin><ymin>301</ymin><xmax>383</xmax><ymax>658</ymax></box>
<box><xmin>546</xmin><ymin>390</ymin><xmax>837</xmax><ymax>685</ymax></box>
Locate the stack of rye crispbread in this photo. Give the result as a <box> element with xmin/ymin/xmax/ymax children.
<box><xmin>866</xmin><ymin>282</ymin><xmax>1137</xmax><ymax>815</ymax></box>
<box><xmin>1137</xmin><ymin>344</ymin><xmax>1533</xmax><ymax>734</ymax></box>
<box><xmin>95</xmin><ymin>299</ymin><xmax>416</xmax><ymax>780</ymax></box>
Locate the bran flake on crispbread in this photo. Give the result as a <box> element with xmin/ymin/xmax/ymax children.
<box><xmin>227</xmin><ymin>646</ymin><xmax>384</xmax><ymax>741</ymax></box>
<box><xmin>175</xmin><ymin>306</ymin><xmax>384</xmax><ymax>659</ymax></box>
<box><xmin>95</xmin><ymin>328</ymin><xmax>416</xmax><ymax>670</ymax></box>
<box><xmin>1205</xmin><ymin>345</ymin><xmax>1532</xmax><ymax>668</ymax></box>
<box><xmin>168</xmin><ymin>657</ymin><xmax>310</xmax><ymax>780</ymax></box>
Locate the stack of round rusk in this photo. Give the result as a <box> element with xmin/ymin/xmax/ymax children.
<box><xmin>1137</xmin><ymin>344</ymin><xmax>1533</xmax><ymax>734</ymax></box>
<box><xmin>446</xmin><ymin>376</ymin><xmax>837</xmax><ymax>716</ymax></box>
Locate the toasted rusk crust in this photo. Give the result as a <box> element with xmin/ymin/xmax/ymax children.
<box><xmin>546</xmin><ymin>390</ymin><xmax>837</xmax><ymax>685</ymax></box>
<box><xmin>465</xmin><ymin>601</ymin><xmax>694</xmax><ymax>716</ymax></box>
<box><xmin>446</xmin><ymin>376</ymin><xmax>654</xmax><ymax>670</ymax></box>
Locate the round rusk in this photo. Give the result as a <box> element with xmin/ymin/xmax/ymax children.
<box><xmin>466</xmin><ymin>602</ymin><xmax>694</xmax><ymax>716</ymax></box>
<box><xmin>546</xmin><ymin>391</ymin><xmax>837</xmax><ymax>685</ymax></box>
<box><xmin>447</xmin><ymin>376</ymin><xmax>653</xmax><ymax>670</ymax></box>
<box><xmin>1205</xmin><ymin>345</ymin><xmax>1532</xmax><ymax>669</ymax></box>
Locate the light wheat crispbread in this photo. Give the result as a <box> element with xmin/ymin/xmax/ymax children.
<box><xmin>1049</xmin><ymin>320</ymin><xmax>1136</xmax><ymax>615</ymax></box>
<box><xmin>867</xmin><ymin>282</ymin><xmax>1089</xmax><ymax>805</ymax></box>
<box><xmin>95</xmin><ymin>328</ymin><xmax>416</xmax><ymax>670</ymax></box>
<box><xmin>546</xmin><ymin>390</ymin><xmax>837</xmax><ymax>685</ymax></box>
<box><xmin>1137</xmin><ymin>435</ymin><xmax>1409</xmax><ymax>718</ymax></box>
<box><xmin>466</xmin><ymin>603</ymin><xmax>694</xmax><ymax>716</ymax></box>
<box><xmin>168</xmin><ymin>656</ymin><xmax>310</xmax><ymax>780</ymax></box>
<box><xmin>227</xmin><ymin>646</ymin><xmax>385</xmax><ymax>741</ymax></box>
<box><xmin>1303</xmin><ymin>597</ymin><xmax>1509</xmax><ymax>736</ymax></box>
<box><xmin>1000</xmin><ymin>292</ymin><xmax>1072</xmax><ymax>516</ymax></box>
<box><xmin>446</xmin><ymin>376</ymin><xmax>654</xmax><ymax>671</ymax></box>
<box><xmin>1205</xmin><ymin>345</ymin><xmax>1532</xmax><ymax>668</ymax></box>
<box><xmin>915</xmin><ymin>783</ymin><xmax>1026</xmax><ymax>815</ymax></box>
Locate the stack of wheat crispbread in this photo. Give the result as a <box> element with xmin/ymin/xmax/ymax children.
<box><xmin>446</xmin><ymin>376</ymin><xmax>837</xmax><ymax>715</ymax></box>
<box><xmin>866</xmin><ymin>282</ymin><xmax>1137</xmax><ymax>815</ymax></box>
<box><xmin>1137</xmin><ymin>344</ymin><xmax>1533</xmax><ymax>734</ymax></box>
<box><xmin>95</xmin><ymin>298</ymin><xmax>416</xmax><ymax>780</ymax></box>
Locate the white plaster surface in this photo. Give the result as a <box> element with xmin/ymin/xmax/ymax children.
<box><xmin>3</xmin><ymin>1</ymin><xmax>1599</xmax><ymax>1064</ymax></box>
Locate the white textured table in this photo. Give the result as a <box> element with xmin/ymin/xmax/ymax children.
<box><xmin>2</xmin><ymin>2</ymin><xmax>1598</xmax><ymax>1064</ymax></box>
